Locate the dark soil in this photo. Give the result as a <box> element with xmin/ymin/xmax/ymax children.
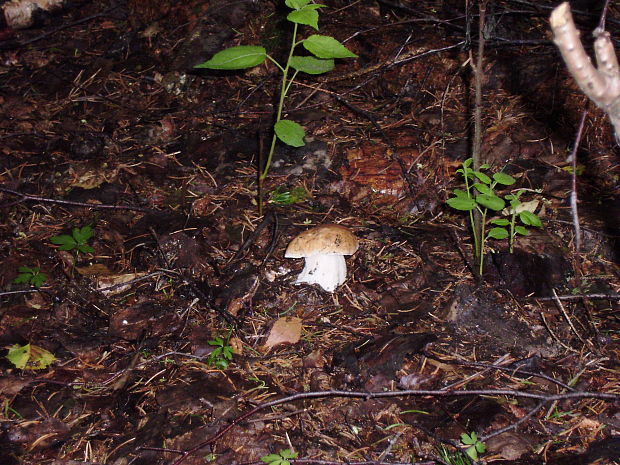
<box><xmin>1</xmin><ymin>1</ymin><xmax>619</xmax><ymax>465</ymax></box>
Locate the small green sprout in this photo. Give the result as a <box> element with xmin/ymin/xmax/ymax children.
<box><xmin>446</xmin><ymin>158</ymin><xmax>542</xmax><ymax>275</ymax></box>
<box><xmin>436</xmin><ymin>444</ymin><xmax>473</xmax><ymax>465</ymax></box>
<box><xmin>50</xmin><ymin>225</ymin><xmax>94</xmax><ymax>254</ymax></box>
<box><xmin>14</xmin><ymin>266</ymin><xmax>47</xmax><ymax>288</ymax></box>
<box><xmin>207</xmin><ymin>336</ymin><xmax>234</xmax><ymax>370</ymax></box>
<box><xmin>269</xmin><ymin>186</ymin><xmax>307</xmax><ymax>205</ymax></box>
<box><xmin>3</xmin><ymin>399</ymin><xmax>24</xmax><ymax>419</ymax></box>
<box><xmin>261</xmin><ymin>449</ymin><xmax>298</xmax><ymax>465</ymax></box>
<box><xmin>460</xmin><ymin>431</ymin><xmax>486</xmax><ymax>461</ymax></box>
<box><xmin>495</xmin><ymin>190</ymin><xmax>543</xmax><ymax>253</ymax></box>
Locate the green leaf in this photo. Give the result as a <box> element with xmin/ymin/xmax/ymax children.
<box><xmin>476</xmin><ymin>194</ymin><xmax>505</xmax><ymax>211</ymax></box>
<box><xmin>475</xmin><ymin>441</ymin><xmax>486</xmax><ymax>453</ymax></box>
<box><xmin>280</xmin><ymin>449</ymin><xmax>298</xmax><ymax>459</ymax></box>
<box><xmin>490</xmin><ymin>218</ymin><xmax>510</xmax><ymax>226</ymax></box>
<box><xmin>274</xmin><ymin>119</ymin><xmax>305</xmax><ymax>147</ymax></box>
<box><xmin>73</xmin><ymin>225</ymin><xmax>93</xmax><ymax>244</ymax></box>
<box><xmin>303</xmin><ymin>35</ymin><xmax>357</xmax><ymax>58</ymax></box>
<box><xmin>452</xmin><ymin>189</ymin><xmax>470</xmax><ymax>199</ymax></box>
<box><xmin>493</xmin><ymin>172</ymin><xmax>516</xmax><ymax>185</ymax></box>
<box><xmin>285</xmin><ymin>0</ymin><xmax>311</xmax><ymax>9</ymax></box>
<box><xmin>7</xmin><ymin>344</ymin><xmax>30</xmax><ymax>369</ymax></box>
<box><xmin>289</xmin><ymin>56</ymin><xmax>334</xmax><ymax>74</ymax></box>
<box><xmin>195</xmin><ymin>46</ymin><xmax>267</xmax><ymax>70</ymax></box>
<box><xmin>50</xmin><ymin>234</ymin><xmax>77</xmax><ymax>250</ymax></box>
<box><xmin>447</xmin><ymin>197</ymin><xmax>477</xmax><ymax>211</ymax></box>
<box><xmin>78</xmin><ymin>244</ymin><xmax>95</xmax><ymax>254</ymax></box>
<box><xmin>30</xmin><ymin>273</ymin><xmax>47</xmax><ymax>288</ymax></box>
<box><xmin>488</xmin><ymin>227</ymin><xmax>509</xmax><ymax>239</ymax></box>
<box><xmin>465</xmin><ymin>445</ymin><xmax>478</xmax><ymax>461</ymax></box>
<box><xmin>463</xmin><ymin>158</ymin><xmax>473</xmax><ymax>168</ymax></box>
<box><xmin>473</xmin><ymin>171</ymin><xmax>492</xmax><ymax>184</ymax></box>
<box><xmin>208</xmin><ymin>337</ymin><xmax>224</xmax><ymax>347</ymax></box>
<box><xmin>461</xmin><ymin>432</ymin><xmax>475</xmax><ymax>445</ymax></box>
<box><xmin>7</xmin><ymin>343</ymin><xmax>55</xmax><ymax>370</ymax></box>
<box><xmin>519</xmin><ymin>210</ymin><xmax>542</xmax><ymax>227</ymax></box>
<box><xmin>14</xmin><ymin>274</ymin><xmax>31</xmax><ymax>284</ymax></box>
<box><xmin>14</xmin><ymin>266</ymin><xmax>46</xmax><ymax>287</ymax></box>
<box><xmin>287</xmin><ymin>5</ymin><xmax>325</xmax><ymax>30</ymax></box>
<box><xmin>262</xmin><ymin>449</ymin><xmax>298</xmax><ymax>465</ymax></box>
<box><xmin>269</xmin><ymin>186</ymin><xmax>307</xmax><ymax>205</ymax></box>
<box><xmin>562</xmin><ymin>164</ymin><xmax>585</xmax><ymax>175</ymax></box>
<box><xmin>473</xmin><ymin>183</ymin><xmax>492</xmax><ymax>195</ymax></box>
<box><xmin>515</xmin><ymin>225</ymin><xmax>529</xmax><ymax>235</ymax></box>
<box><xmin>479</xmin><ymin>163</ymin><xmax>490</xmax><ymax>170</ymax></box>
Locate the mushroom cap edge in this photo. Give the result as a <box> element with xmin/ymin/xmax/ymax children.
<box><xmin>284</xmin><ymin>224</ymin><xmax>359</xmax><ymax>258</ymax></box>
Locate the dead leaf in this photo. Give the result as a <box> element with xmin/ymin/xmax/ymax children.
<box><xmin>0</xmin><ymin>376</ymin><xmax>31</xmax><ymax>396</ymax></box>
<box><xmin>262</xmin><ymin>317</ymin><xmax>302</xmax><ymax>350</ymax></box>
<box><xmin>486</xmin><ymin>432</ymin><xmax>532</xmax><ymax>460</ymax></box>
<box><xmin>229</xmin><ymin>336</ymin><xmax>243</xmax><ymax>355</ymax></box>
<box><xmin>75</xmin><ymin>263</ymin><xmax>112</xmax><ymax>277</ymax></box>
<box><xmin>97</xmin><ymin>272</ymin><xmax>148</xmax><ymax>296</ymax></box>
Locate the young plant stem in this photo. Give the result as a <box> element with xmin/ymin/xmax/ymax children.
<box><xmin>478</xmin><ymin>207</ymin><xmax>488</xmax><ymax>275</ymax></box>
<box><xmin>258</xmin><ymin>23</ymin><xmax>299</xmax><ymax>216</ymax></box>
<box><xmin>509</xmin><ymin>210</ymin><xmax>516</xmax><ymax>253</ymax></box>
<box><xmin>463</xmin><ymin>169</ymin><xmax>480</xmax><ymax>259</ymax></box>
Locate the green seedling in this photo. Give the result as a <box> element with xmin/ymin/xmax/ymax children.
<box><xmin>436</xmin><ymin>444</ymin><xmax>473</xmax><ymax>465</ymax></box>
<box><xmin>446</xmin><ymin>158</ymin><xmax>542</xmax><ymax>275</ymax></box>
<box><xmin>460</xmin><ymin>432</ymin><xmax>486</xmax><ymax>461</ymax></box>
<box><xmin>195</xmin><ymin>0</ymin><xmax>357</xmax><ymax>215</ymax></box>
<box><xmin>14</xmin><ymin>266</ymin><xmax>47</xmax><ymax>288</ymax></box>
<box><xmin>261</xmin><ymin>448</ymin><xmax>298</xmax><ymax>465</ymax></box>
<box><xmin>2</xmin><ymin>400</ymin><xmax>24</xmax><ymax>419</ymax></box>
<box><xmin>548</xmin><ymin>408</ymin><xmax>576</xmax><ymax>420</ymax></box>
<box><xmin>207</xmin><ymin>336</ymin><xmax>234</xmax><ymax>370</ymax></box>
<box><xmin>269</xmin><ymin>186</ymin><xmax>307</xmax><ymax>205</ymax></box>
<box><xmin>495</xmin><ymin>189</ymin><xmax>542</xmax><ymax>253</ymax></box>
<box><xmin>50</xmin><ymin>225</ymin><xmax>94</xmax><ymax>254</ymax></box>
<box><xmin>6</xmin><ymin>343</ymin><xmax>56</xmax><ymax>370</ymax></box>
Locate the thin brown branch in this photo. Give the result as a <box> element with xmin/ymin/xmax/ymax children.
<box><xmin>532</xmin><ymin>293</ymin><xmax>620</xmax><ymax>301</ymax></box>
<box><xmin>0</xmin><ymin>186</ymin><xmax>155</xmax><ymax>213</ymax></box>
<box><xmin>139</xmin><ymin>387</ymin><xmax>620</xmax><ymax>465</ymax></box>
<box><xmin>569</xmin><ymin>111</ymin><xmax>587</xmax><ymax>252</ymax></box>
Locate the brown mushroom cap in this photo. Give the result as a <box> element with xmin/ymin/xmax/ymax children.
<box><xmin>285</xmin><ymin>224</ymin><xmax>358</xmax><ymax>258</ymax></box>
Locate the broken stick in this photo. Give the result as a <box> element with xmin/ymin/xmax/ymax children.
<box><xmin>550</xmin><ymin>2</ymin><xmax>620</xmax><ymax>140</ymax></box>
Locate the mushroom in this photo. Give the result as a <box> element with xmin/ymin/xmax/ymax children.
<box><xmin>285</xmin><ymin>224</ymin><xmax>358</xmax><ymax>292</ymax></box>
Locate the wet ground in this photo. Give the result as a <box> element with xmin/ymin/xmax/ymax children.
<box><xmin>1</xmin><ymin>1</ymin><xmax>619</xmax><ymax>464</ymax></box>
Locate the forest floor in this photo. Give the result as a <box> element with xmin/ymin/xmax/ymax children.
<box><xmin>1</xmin><ymin>1</ymin><xmax>619</xmax><ymax>464</ymax></box>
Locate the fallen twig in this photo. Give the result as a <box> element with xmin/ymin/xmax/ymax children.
<box><xmin>532</xmin><ymin>293</ymin><xmax>620</xmax><ymax>301</ymax></box>
<box><xmin>139</xmin><ymin>387</ymin><xmax>619</xmax><ymax>465</ymax></box>
<box><xmin>0</xmin><ymin>186</ymin><xmax>156</xmax><ymax>213</ymax></box>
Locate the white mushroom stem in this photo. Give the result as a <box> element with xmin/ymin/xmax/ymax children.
<box><xmin>296</xmin><ymin>254</ymin><xmax>347</xmax><ymax>293</ymax></box>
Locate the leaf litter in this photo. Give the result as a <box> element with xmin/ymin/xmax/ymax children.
<box><xmin>0</xmin><ymin>1</ymin><xmax>619</xmax><ymax>465</ymax></box>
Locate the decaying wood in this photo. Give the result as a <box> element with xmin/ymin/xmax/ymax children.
<box><xmin>550</xmin><ymin>2</ymin><xmax>620</xmax><ymax>139</ymax></box>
